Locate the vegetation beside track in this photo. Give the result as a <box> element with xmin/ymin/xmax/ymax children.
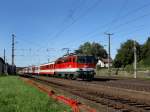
<box><xmin>0</xmin><ymin>76</ymin><xmax>71</xmax><ymax>112</ymax></box>
<box><xmin>96</xmin><ymin>68</ymin><xmax>150</xmax><ymax>79</ymax></box>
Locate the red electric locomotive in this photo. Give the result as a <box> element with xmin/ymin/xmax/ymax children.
<box><xmin>54</xmin><ymin>54</ymin><xmax>96</xmax><ymax>80</ymax></box>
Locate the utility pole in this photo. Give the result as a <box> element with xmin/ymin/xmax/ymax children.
<box><xmin>12</xmin><ymin>34</ymin><xmax>15</xmax><ymax>66</ymax></box>
<box><xmin>4</xmin><ymin>48</ymin><xmax>5</xmax><ymax>63</ymax></box>
<box><xmin>12</xmin><ymin>34</ymin><xmax>15</xmax><ymax>74</ymax></box>
<box><xmin>134</xmin><ymin>40</ymin><xmax>137</xmax><ymax>78</ymax></box>
<box><xmin>105</xmin><ymin>33</ymin><xmax>113</xmax><ymax>75</ymax></box>
<box><xmin>3</xmin><ymin>48</ymin><xmax>7</xmax><ymax>74</ymax></box>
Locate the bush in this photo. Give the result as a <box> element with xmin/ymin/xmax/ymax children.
<box><xmin>96</xmin><ymin>65</ymin><xmax>102</xmax><ymax>70</ymax></box>
<box><xmin>125</xmin><ymin>64</ymin><xmax>134</xmax><ymax>74</ymax></box>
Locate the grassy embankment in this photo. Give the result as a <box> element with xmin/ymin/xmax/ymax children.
<box><xmin>96</xmin><ymin>68</ymin><xmax>150</xmax><ymax>79</ymax></box>
<box><xmin>0</xmin><ymin>76</ymin><xmax>71</xmax><ymax>112</ymax></box>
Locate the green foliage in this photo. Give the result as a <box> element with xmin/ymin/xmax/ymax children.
<box><xmin>140</xmin><ymin>37</ymin><xmax>150</xmax><ymax>67</ymax></box>
<box><xmin>0</xmin><ymin>76</ymin><xmax>71</xmax><ymax>112</ymax></box>
<box><xmin>96</xmin><ymin>65</ymin><xmax>102</xmax><ymax>70</ymax></box>
<box><xmin>139</xmin><ymin>57</ymin><xmax>150</xmax><ymax>67</ymax></box>
<box><xmin>113</xmin><ymin>37</ymin><xmax>150</xmax><ymax>68</ymax></box>
<box><xmin>125</xmin><ymin>64</ymin><xmax>134</xmax><ymax>73</ymax></box>
<box><xmin>113</xmin><ymin>39</ymin><xmax>141</xmax><ymax>68</ymax></box>
<box><xmin>75</xmin><ymin>42</ymin><xmax>107</xmax><ymax>59</ymax></box>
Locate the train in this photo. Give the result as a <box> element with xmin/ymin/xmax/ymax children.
<box><xmin>20</xmin><ymin>54</ymin><xmax>97</xmax><ymax>80</ymax></box>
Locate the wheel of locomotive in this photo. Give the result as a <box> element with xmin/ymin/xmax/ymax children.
<box><xmin>65</xmin><ymin>74</ymin><xmax>68</xmax><ymax>79</ymax></box>
<box><xmin>89</xmin><ymin>74</ymin><xmax>94</xmax><ymax>81</ymax></box>
<box><xmin>81</xmin><ymin>74</ymin><xmax>85</xmax><ymax>80</ymax></box>
<box><xmin>69</xmin><ymin>74</ymin><xmax>74</xmax><ymax>80</ymax></box>
<box><xmin>58</xmin><ymin>74</ymin><xmax>62</xmax><ymax>78</ymax></box>
<box><xmin>72</xmin><ymin>74</ymin><xmax>77</xmax><ymax>80</ymax></box>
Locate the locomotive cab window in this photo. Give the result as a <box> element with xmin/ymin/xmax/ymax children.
<box><xmin>77</xmin><ymin>56</ymin><xmax>96</xmax><ymax>64</ymax></box>
<box><xmin>77</xmin><ymin>56</ymin><xmax>86</xmax><ymax>63</ymax></box>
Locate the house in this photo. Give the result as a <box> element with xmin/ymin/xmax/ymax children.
<box><xmin>97</xmin><ymin>58</ymin><xmax>113</xmax><ymax>68</ymax></box>
<box><xmin>0</xmin><ymin>57</ymin><xmax>5</xmax><ymax>74</ymax></box>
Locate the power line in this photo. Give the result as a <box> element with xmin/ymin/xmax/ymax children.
<box><xmin>112</xmin><ymin>11</ymin><xmax>150</xmax><ymax>32</ymax></box>
<box><xmin>75</xmin><ymin>10</ymin><xmax>150</xmax><ymax>46</ymax></box>
<box><xmin>45</xmin><ymin>0</ymin><xmax>86</xmax><ymax>43</ymax></box>
<box><xmin>69</xmin><ymin>1</ymin><xmax>150</xmax><ymax>43</ymax></box>
<box><xmin>106</xmin><ymin>0</ymin><xmax>128</xmax><ymax>32</ymax></box>
<box><xmin>107</xmin><ymin>1</ymin><xmax>150</xmax><ymax>31</ymax></box>
<box><xmin>115</xmin><ymin>24</ymin><xmax>146</xmax><ymax>36</ymax></box>
<box><xmin>49</xmin><ymin>0</ymin><xmax>103</xmax><ymax>43</ymax></box>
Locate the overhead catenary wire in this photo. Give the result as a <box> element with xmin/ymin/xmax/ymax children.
<box><xmin>16</xmin><ymin>1</ymin><xmax>150</xmax><ymax>67</ymax></box>
<box><xmin>52</xmin><ymin>0</ymin><xmax>86</xmax><ymax>34</ymax></box>
<box><xmin>106</xmin><ymin>1</ymin><xmax>150</xmax><ymax>32</ymax></box>
<box><xmin>49</xmin><ymin>0</ymin><xmax>103</xmax><ymax>43</ymax></box>
<box><xmin>81</xmin><ymin>1</ymin><xmax>150</xmax><ymax>39</ymax></box>
<box><xmin>64</xmin><ymin>1</ymin><xmax>150</xmax><ymax>47</ymax></box>
<box><xmin>112</xmin><ymin>11</ymin><xmax>150</xmax><ymax>33</ymax></box>
<box><xmin>34</xmin><ymin>0</ymin><xmax>88</xmax><ymax>50</ymax></box>
<box><xmin>106</xmin><ymin>0</ymin><xmax>128</xmax><ymax>32</ymax></box>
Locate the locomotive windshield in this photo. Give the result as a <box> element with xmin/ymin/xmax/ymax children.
<box><xmin>77</xmin><ymin>56</ymin><xmax>96</xmax><ymax>64</ymax></box>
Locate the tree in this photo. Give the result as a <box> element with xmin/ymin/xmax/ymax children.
<box><xmin>141</xmin><ymin>37</ymin><xmax>150</xmax><ymax>58</ymax></box>
<box><xmin>140</xmin><ymin>37</ymin><xmax>150</xmax><ymax>66</ymax></box>
<box><xmin>113</xmin><ymin>40</ymin><xmax>141</xmax><ymax>68</ymax></box>
<box><xmin>75</xmin><ymin>42</ymin><xmax>107</xmax><ymax>59</ymax></box>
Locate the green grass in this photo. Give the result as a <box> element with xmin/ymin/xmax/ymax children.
<box><xmin>96</xmin><ymin>68</ymin><xmax>150</xmax><ymax>79</ymax></box>
<box><xmin>0</xmin><ymin>76</ymin><xmax>71</xmax><ymax>112</ymax></box>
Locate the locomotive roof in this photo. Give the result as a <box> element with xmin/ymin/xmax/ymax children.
<box><xmin>40</xmin><ymin>61</ymin><xmax>55</xmax><ymax>66</ymax></box>
<box><xmin>61</xmin><ymin>54</ymin><xmax>95</xmax><ymax>58</ymax></box>
<box><xmin>56</xmin><ymin>54</ymin><xmax>95</xmax><ymax>62</ymax></box>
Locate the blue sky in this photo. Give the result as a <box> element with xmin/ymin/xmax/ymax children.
<box><xmin>0</xmin><ymin>0</ymin><xmax>150</xmax><ymax>67</ymax></box>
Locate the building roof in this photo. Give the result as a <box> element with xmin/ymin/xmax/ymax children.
<box><xmin>100</xmin><ymin>58</ymin><xmax>113</xmax><ymax>63</ymax></box>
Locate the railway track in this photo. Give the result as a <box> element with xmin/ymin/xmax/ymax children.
<box><xmin>92</xmin><ymin>77</ymin><xmax>150</xmax><ymax>93</ymax></box>
<box><xmin>23</xmin><ymin>75</ymin><xmax>150</xmax><ymax>112</ymax></box>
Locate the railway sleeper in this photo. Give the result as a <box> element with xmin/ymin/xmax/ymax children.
<box><xmin>120</xmin><ymin>109</ymin><xmax>130</xmax><ymax>112</ymax></box>
<box><xmin>144</xmin><ymin>106</ymin><xmax>150</xmax><ymax>110</ymax></box>
<box><xmin>29</xmin><ymin>76</ymin><xmax>150</xmax><ymax>112</ymax></box>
